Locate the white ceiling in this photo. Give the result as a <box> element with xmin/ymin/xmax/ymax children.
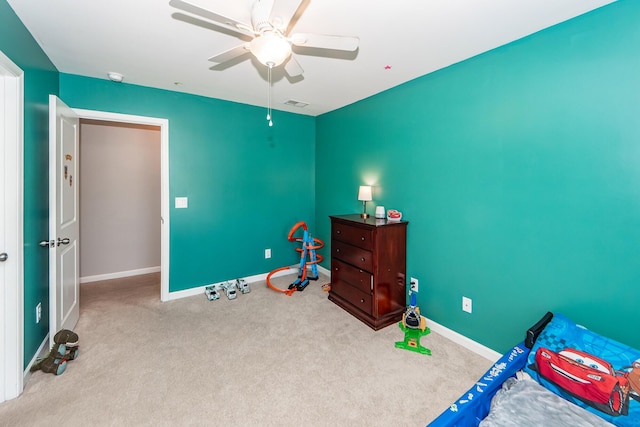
<box><xmin>7</xmin><ymin>0</ymin><xmax>615</xmax><ymax>117</ymax></box>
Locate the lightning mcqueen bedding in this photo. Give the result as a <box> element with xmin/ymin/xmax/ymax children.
<box><xmin>429</xmin><ymin>313</ymin><xmax>640</xmax><ymax>426</ymax></box>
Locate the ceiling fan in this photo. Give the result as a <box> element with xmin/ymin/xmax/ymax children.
<box><xmin>169</xmin><ymin>0</ymin><xmax>360</xmax><ymax>78</ymax></box>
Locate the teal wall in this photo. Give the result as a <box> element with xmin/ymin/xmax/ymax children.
<box><xmin>4</xmin><ymin>0</ymin><xmax>638</xmax><ymax>370</ymax></box>
<box><xmin>1</xmin><ymin>0</ymin><xmax>59</xmax><ymax>367</ymax></box>
<box><xmin>316</xmin><ymin>0</ymin><xmax>640</xmax><ymax>353</ymax></box>
<box><xmin>4</xmin><ymin>0</ymin><xmax>314</xmax><ymax>368</ymax></box>
<box><xmin>59</xmin><ymin>75</ymin><xmax>315</xmax><ymax>292</ymax></box>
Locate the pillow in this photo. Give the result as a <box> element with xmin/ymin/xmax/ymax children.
<box><xmin>524</xmin><ymin>313</ymin><xmax>640</xmax><ymax>426</ymax></box>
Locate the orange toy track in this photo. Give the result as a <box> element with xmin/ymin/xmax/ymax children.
<box><xmin>267</xmin><ymin>221</ymin><xmax>324</xmax><ymax>295</ymax></box>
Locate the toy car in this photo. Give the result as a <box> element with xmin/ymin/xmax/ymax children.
<box><xmin>204</xmin><ymin>286</ymin><xmax>220</xmax><ymax>301</ymax></box>
<box><xmin>535</xmin><ymin>347</ymin><xmax>630</xmax><ymax>416</ymax></box>
<box><xmin>221</xmin><ymin>281</ymin><xmax>237</xmax><ymax>300</ymax></box>
<box><xmin>236</xmin><ymin>278</ymin><xmax>250</xmax><ymax>294</ymax></box>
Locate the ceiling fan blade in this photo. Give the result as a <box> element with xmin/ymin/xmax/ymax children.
<box><xmin>208</xmin><ymin>44</ymin><xmax>251</xmax><ymax>64</ymax></box>
<box><xmin>269</xmin><ymin>0</ymin><xmax>304</xmax><ymax>33</ymax></box>
<box><xmin>284</xmin><ymin>55</ymin><xmax>304</xmax><ymax>77</ymax></box>
<box><xmin>290</xmin><ymin>33</ymin><xmax>359</xmax><ymax>51</ymax></box>
<box><xmin>169</xmin><ymin>0</ymin><xmax>254</xmax><ymax>37</ymax></box>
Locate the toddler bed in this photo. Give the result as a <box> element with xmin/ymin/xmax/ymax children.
<box><xmin>428</xmin><ymin>312</ymin><xmax>640</xmax><ymax>426</ymax></box>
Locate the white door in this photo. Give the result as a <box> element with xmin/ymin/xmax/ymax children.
<box><xmin>49</xmin><ymin>95</ymin><xmax>80</xmax><ymax>345</ymax></box>
<box><xmin>0</xmin><ymin>51</ymin><xmax>23</xmax><ymax>403</ymax></box>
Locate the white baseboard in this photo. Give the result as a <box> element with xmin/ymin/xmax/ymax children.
<box><xmin>317</xmin><ymin>265</ymin><xmax>330</xmax><ymax>276</ymax></box>
<box><xmin>164</xmin><ymin>266</ymin><xmax>301</xmax><ymax>302</ymax></box>
<box><xmin>24</xmin><ymin>333</ymin><xmax>51</xmax><ymax>384</ymax></box>
<box><xmin>80</xmin><ymin>266</ymin><xmax>161</xmax><ymax>284</ymax></box>
<box><xmin>426</xmin><ymin>317</ymin><xmax>502</xmax><ymax>362</ymax></box>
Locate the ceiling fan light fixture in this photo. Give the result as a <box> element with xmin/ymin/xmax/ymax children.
<box><xmin>249</xmin><ymin>32</ymin><xmax>291</xmax><ymax>67</ymax></box>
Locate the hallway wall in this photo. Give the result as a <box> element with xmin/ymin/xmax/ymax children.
<box><xmin>79</xmin><ymin>120</ymin><xmax>161</xmax><ymax>280</ymax></box>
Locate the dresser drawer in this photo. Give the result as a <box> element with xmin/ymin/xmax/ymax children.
<box><xmin>331</xmin><ymin>280</ymin><xmax>372</xmax><ymax>315</ymax></box>
<box><xmin>332</xmin><ymin>240</ymin><xmax>373</xmax><ymax>272</ymax></box>
<box><xmin>332</xmin><ymin>223</ymin><xmax>373</xmax><ymax>251</ymax></box>
<box><xmin>331</xmin><ymin>258</ymin><xmax>372</xmax><ymax>295</ymax></box>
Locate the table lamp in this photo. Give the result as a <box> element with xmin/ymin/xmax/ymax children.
<box><xmin>358</xmin><ymin>185</ymin><xmax>373</xmax><ymax>218</ymax></box>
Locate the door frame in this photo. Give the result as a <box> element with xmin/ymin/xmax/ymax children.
<box><xmin>73</xmin><ymin>109</ymin><xmax>170</xmax><ymax>301</ymax></box>
<box><xmin>0</xmin><ymin>51</ymin><xmax>24</xmax><ymax>403</ymax></box>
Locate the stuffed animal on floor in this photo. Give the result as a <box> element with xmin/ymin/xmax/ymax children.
<box><xmin>30</xmin><ymin>329</ymin><xmax>79</xmax><ymax>376</ymax></box>
<box><xmin>53</xmin><ymin>329</ymin><xmax>79</xmax><ymax>361</ymax></box>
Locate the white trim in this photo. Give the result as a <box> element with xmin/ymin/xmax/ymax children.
<box><xmin>316</xmin><ymin>264</ymin><xmax>330</xmax><ymax>276</ymax></box>
<box><xmin>80</xmin><ymin>266</ymin><xmax>162</xmax><ymax>284</ymax></box>
<box><xmin>23</xmin><ymin>333</ymin><xmax>50</xmax><ymax>385</ymax></box>
<box><xmin>0</xmin><ymin>50</ymin><xmax>24</xmax><ymax>403</ymax></box>
<box><xmin>426</xmin><ymin>317</ymin><xmax>502</xmax><ymax>362</ymax></box>
<box><xmin>165</xmin><ymin>265</ymin><xmax>327</xmax><ymax>301</ymax></box>
<box><xmin>72</xmin><ymin>109</ymin><xmax>170</xmax><ymax>302</ymax></box>
<box><xmin>164</xmin><ymin>267</ymin><xmax>300</xmax><ymax>301</ymax></box>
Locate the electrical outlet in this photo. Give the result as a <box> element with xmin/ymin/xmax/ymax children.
<box><xmin>410</xmin><ymin>277</ymin><xmax>419</xmax><ymax>293</ymax></box>
<box><xmin>265</xmin><ymin>248</ymin><xmax>271</xmax><ymax>259</ymax></box>
<box><xmin>36</xmin><ymin>302</ymin><xmax>42</xmax><ymax>323</ymax></box>
<box><xmin>462</xmin><ymin>296</ymin><xmax>472</xmax><ymax>313</ymax></box>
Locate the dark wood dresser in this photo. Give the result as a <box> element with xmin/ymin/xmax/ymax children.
<box><xmin>328</xmin><ymin>214</ymin><xmax>408</xmax><ymax>330</ymax></box>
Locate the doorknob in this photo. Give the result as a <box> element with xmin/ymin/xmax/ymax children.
<box><xmin>0</xmin><ymin>253</ymin><xmax>7</xmax><ymax>262</ymax></box>
<box><xmin>40</xmin><ymin>240</ymin><xmax>55</xmax><ymax>248</ymax></box>
<box><xmin>57</xmin><ymin>237</ymin><xmax>70</xmax><ymax>246</ymax></box>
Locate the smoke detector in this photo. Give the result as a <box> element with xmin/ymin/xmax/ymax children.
<box><xmin>107</xmin><ymin>72</ymin><xmax>124</xmax><ymax>83</ymax></box>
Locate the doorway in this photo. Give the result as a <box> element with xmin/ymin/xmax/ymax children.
<box><xmin>73</xmin><ymin>109</ymin><xmax>170</xmax><ymax>301</ymax></box>
<box><xmin>79</xmin><ymin>119</ymin><xmax>161</xmax><ymax>285</ymax></box>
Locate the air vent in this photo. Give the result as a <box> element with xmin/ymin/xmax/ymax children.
<box><xmin>284</xmin><ymin>99</ymin><xmax>309</xmax><ymax>108</ymax></box>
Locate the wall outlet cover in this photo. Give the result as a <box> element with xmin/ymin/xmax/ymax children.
<box><xmin>410</xmin><ymin>277</ymin><xmax>418</xmax><ymax>293</ymax></box>
<box><xmin>462</xmin><ymin>296</ymin><xmax>472</xmax><ymax>313</ymax></box>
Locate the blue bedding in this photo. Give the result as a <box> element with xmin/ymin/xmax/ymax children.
<box><xmin>524</xmin><ymin>314</ymin><xmax>640</xmax><ymax>426</ymax></box>
<box><xmin>429</xmin><ymin>313</ymin><xmax>640</xmax><ymax>426</ymax></box>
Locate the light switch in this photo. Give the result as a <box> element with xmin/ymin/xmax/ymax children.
<box><xmin>175</xmin><ymin>197</ymin><xmax>188</xmax><ymax>209</ymax></box>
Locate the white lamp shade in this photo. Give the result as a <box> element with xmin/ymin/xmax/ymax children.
<box><xmin>358</xmin><ymin>185</ymin><xmax>373</xmax><ymax>201</ymax></box>
<box><xmin>250</xmin><ymin>32</ymin><xmax>292</xmax><ymax>67</ymax></box>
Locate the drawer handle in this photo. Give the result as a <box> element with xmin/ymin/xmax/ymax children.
<box><xmin>336</xmin><ymin>249</ymin><xmax>340</xmax><ymax>253</ymax></box>
<box><xmin>334</xmin><ymin>267</ymin><xmax>339</xmax><ymax>271</ymax></box>
<box><xmin>336</xmin><ymin>230</ymin><xmax>341</xmax><ymax>234</ymax></box>
<box><xmin>360</xmin><ymin>257</ymin><xmax>365</xmax><ymax>262</ymax></box>
<box><xmin>360</xmin><ymin>299</ymin><xmax>365</xmax><ymax>303</ymax></box>
<box><xmin>361</xmin><ymin>236</ymin><xmax>365</xmax><ymax>241</ymax></box>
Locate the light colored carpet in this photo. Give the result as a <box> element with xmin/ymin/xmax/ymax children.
<box><xmin>0</xmin><ymin>272</ymin><xmax>493</xmax><ymax>426</ymax></box>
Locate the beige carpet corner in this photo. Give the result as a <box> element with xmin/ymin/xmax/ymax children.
<box><xmin>0</xmin><ymin>273</ymin><xmax>492</xmax><ymax>426</ymax></box>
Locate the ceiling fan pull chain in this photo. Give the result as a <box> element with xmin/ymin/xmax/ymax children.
<box><xmin>267</xmin><ymin>64</ymin><xmax>273</xmax><ymax>126</ymax></box>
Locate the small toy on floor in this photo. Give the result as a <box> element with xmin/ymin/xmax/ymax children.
<box><xmin>54</xmin><ymin>329</ymin><xmax>79</xmax><ymax>360</ymax></box>
<box><xmin>30</xmin><ymin>329</ymin><xmax>80</xmax><ymax>376</ymax></box>
<box><xmin>205</xmin><ymin>279</ymin><xmax>250</xmax><ymax>301</ymax></box>
<box><xmin>236</xmin><ymin>278</ymin><xmax>250</xmax><ymax>294</ymax></box>
<box><xmin>395</xmin><ymin>293</ymin><xmax>431</xmax><ymax>355</ymax></box>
